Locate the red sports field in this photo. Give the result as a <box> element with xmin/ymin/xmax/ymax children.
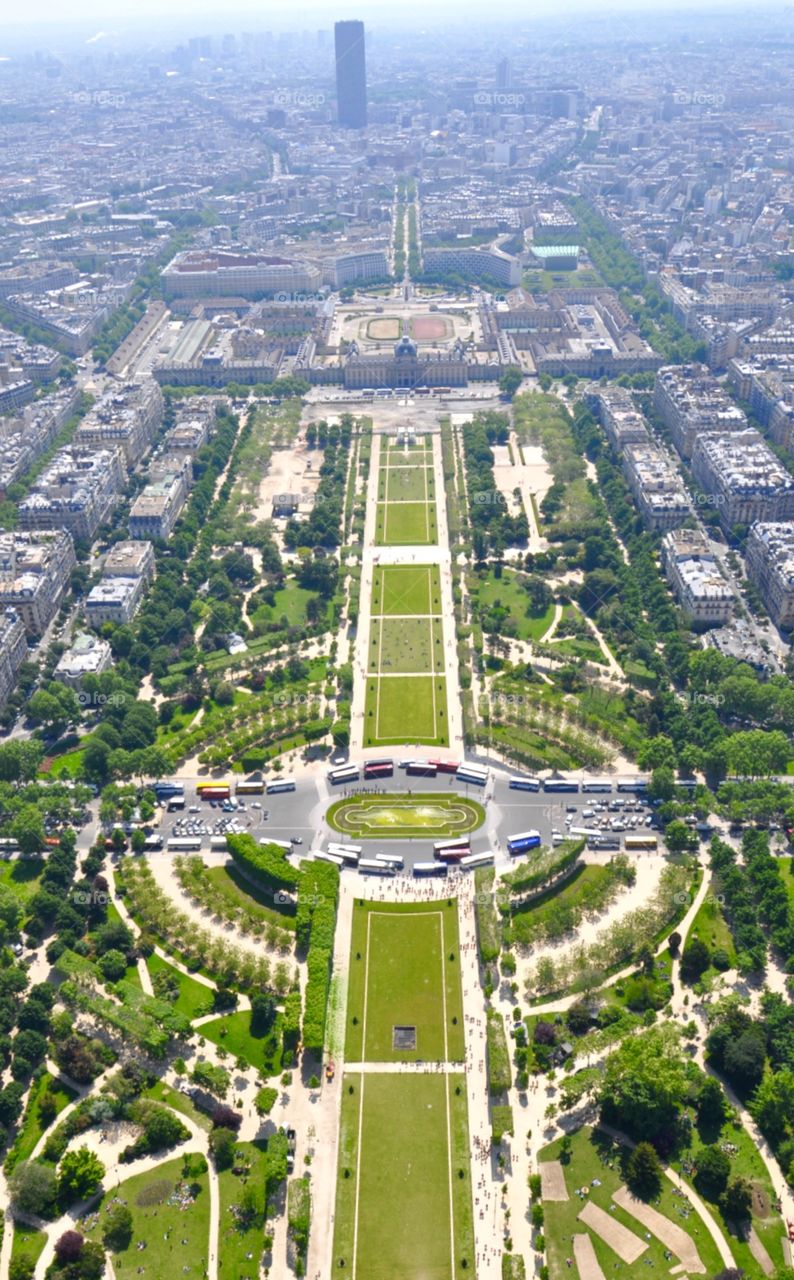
<box><xmin>409</xmin><ymin>315</ymin><xmax>452</xmax><ymax>341</ymax></box>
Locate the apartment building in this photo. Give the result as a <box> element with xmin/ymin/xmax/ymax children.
<box><xmin>128</xmin><ymin>467</ymin><xmax>189</xmax><ymax>541</ymax></box>
<box><xmin>592</xmin><ymin>385</ymin><xmax>651</xmax><ymax>451</ymax></box>
<box><xmin>745</xmin><ymin>522</ymin><xmax>794</xmax><ymax>629</ymax></box>
<box><xmin>0</xmin><ymin>609</ymin><xmax>28</xmax><ymax>711</ymax></box>
<box><xmin>54</xmin><ymin>632</ymin><xmax>114</xmax><ymax>687</ymax></box>
<box><xmin>103</xmin><ymin>539</ymin><xmax>156</xmax><ymax>586</ymax></box>
<box><xmin>661</xmin><ymin>528</ymin><xmax>733</xmax><ymax>625</ymax></box>
<box><xmin>653</xmin><ymin>364</ymin><xmax>748</xmax><ymax>459</ymax></box>
<box><xmin>691</xmin><ymin>429</ymin><xmax>794</xmax><ymax>531</ymax></box>
<box><xmin>17</xmin><ymin>447</ymin><xmax>126</xmax><ymax>541</ymax></box>
<box><xmin>0</xmin><ymin>529</ymin><xmax>76</xmax><ymax>634</ymax></box>
<box><xmin>85</xmin><ymin>576</ymin><xmax>146</xmax><ymax>627</ymax></box>
<box><xmin>622</xmin><ymin>443</ymin><xmax>692</xmax><ymax>531</ymax></box>
<box><xmin>74</xmin><ymin>380</ymin><xmax>164</xmax><ymax>467</ymax></box>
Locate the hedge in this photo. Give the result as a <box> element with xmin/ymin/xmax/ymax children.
<box><xmin>226</xmin><ymin>833</ymin><xmax>300</xmax><ymax>893</ymax></box>
<box><xmin>282</xmin><ymin>990</ymin><xmax>301</xmax><ymax>1055</ymax></box>
<box><xmin>501</xmin><ymin>840</ymin><xmax>584</xmax><ymax>899</ymax></box>
<box><xmin>487</xmin><ymin>1009</ymin><xmax>512</xmax><ymax>1095</ymax></box>
<box><xmin>298</xmin><ymin>861</ymin><xmax>340</xmax><ymax>1055</ymax></box>
<box><xmin>474</xmin><ymin>868</ymin><xmax>501</xmax><ymax>963</ymax></box>
<box><xmin>492</xmin><ymin>1104</ymin><xmax>515</xmax><ymax>1143</ymax></box>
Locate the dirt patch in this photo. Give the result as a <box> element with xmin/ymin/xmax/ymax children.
<box><xmin>410</xmin><ymin>314</ymin><xmax>452</xmax><ymax>341</ymax></box>
<box><xmin>748</xmin><ymin>1225</ymin><xmax>774</xmax><ymax>1276</ymax></box>
<box><xmin>578</xmin><ymin>1199</ymin><xmax>647</xmax><ymax>1264</ymax></box>
<box><xmin>540</xmin><ymin>1160</ymin><xmax>569</xmax><ymax>1202</ymax></box>
<box><xmin>613</xmin><ymin>1186</ymin><xmax>704</xmax><ymax>1273</ymax></box>
<box><xmin>573</xmin><ymin>1232</ymin><xmax>606</xmax><ymax>1280</ymax></box>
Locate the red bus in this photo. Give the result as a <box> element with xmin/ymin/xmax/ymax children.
<box><xmin>364</xmin><ymin>760</ymin><xmax>394</xmax><ymax>779</ymax></box>
<box><xmin>430</xmin><ymin>759</ymin><xmax>460</xmax><ymax>775</ymax></box>
<box><xmin>436</xmin><ymin>846</ymin><xmax>467</xmax><ymax>864</ymax></box>
<box><xmin>198</xmin><ymin>786</ymin><xmax>230</xmax><ymax>801</ymax></box>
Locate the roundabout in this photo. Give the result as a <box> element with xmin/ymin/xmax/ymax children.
<box><xmin>326</xmin><ymin>791</ymin><xmax>485</xmax><ymax>838</ymax></box>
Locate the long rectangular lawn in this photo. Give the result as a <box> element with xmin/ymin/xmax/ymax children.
<box><xmin>364</xmin><ymin>674</ymin><xmax>448</xmax><ymax>745</ymax></box>
<box><xmin>371</xmin><ymin>564</ymin><xmax>442</xmax><ymax>616</ymax></box>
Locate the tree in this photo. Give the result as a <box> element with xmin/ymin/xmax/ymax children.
<box><xmin>98</xmin><ymin>949</ymin><xmax>128</xmax><ymax>983</ymax></box>
<box><xmin>696</xmin><ymin>1077</ymin><xmax>726</xmax><ymax>1130</ymax></box>
<box><xmin>680</xmin><ymin>938</ymin><xmax>711</xmax><ymax>983</ymax></box>
<box><xmin>499</xmin><ymin>366</ymin><xmax>522</xmax><ymax>398</ymax></box>
<box><xmin>599</xmin><ymin>1026</ymin><xmax>690</xmax><ymax>1142</ymax></box>
<box><xmin>9</xmin><ymin>1160</ymin><xmax>58</xmax><ymax>1217</ymax></box>
<box><xmin>665</xmin><ymin>819</ymin><xmax>698</xmax><ymax>855</ymax></box>
<box><xmin>54</xmin><ymin>1230</ymin><xmax>85</xmax><ymax>1264</ymax></box>
<box><xmin>255</xmin><ymin>1087</ymin><xmax>278</xmax><ymax>1116</ymax></box>
<box><xmin>192</xmin><ymin>1061</ymin><xmax>230</xmax><ymax>1099</ymax></box>
<box><xmin>58</xmin><ymin>1146</ymin><xmax>105</xmax><ymax>1203</ymax></box>
<box><xmin>209</xmin><ymin>1126</ymin><xmax>236</xmax><ymax>1170</ymax></box>
<box><xmin>723</xmin><ymin>1032</ymin><xmax>766</xmax><ymax>1095</ymax></box>
<box><xmin>626</xmin><ymin>1141</ymin><xmax>662</xmax><ymax>1198</ymax></box>
<box><xmin>721</xmin><ymin>1175</ymin><xmax>753</xmax><ymax>1223</ymax></box>
<box><xmin>130</xmin><ymin>828</ymin><xmax>147</xmax><ymax>854</ymax></box>
<box><xmin>9</xmin><ymin>805</ymin><xmax>46</xmax><ymax>857</ymax></box>
<box><xmin>251</xmin><ymin>991</ymin><xmax>278</xmax><ymax>1036</ymax></box>
<box><xmin>694</xmin><ymin>1144</ymin><xmax>730</xmax><ymax>1197</ymax></box>
<box><xmin>102</xmin><ymin>1202</ymin><xmax>133</xmax><ymax>1250</ymax></box>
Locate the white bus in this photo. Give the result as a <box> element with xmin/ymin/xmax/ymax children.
<box><xmin>508</xmin><ymin>776</ymin><xmax>540</xmax><ymax>792</ymax></box>
<box><xmin>258</xmin><ymin>838</ymin><xmax>293</xmax><ymax>852</ymax></box>
<box><xmin>581</xmin><ymin>779</ymin><xmax>612</xmax><ymax>793</ymax></box>
<box><xmin>167</xmin><ymin>837</ymin><xmax>202</xmax><ymax>851</ymax></box>
<box><xmin>460</xmin><ymin>851</ymin><xmax>494</xmax><ymax>869</ymax></box>
<box><xmin>413</xmin><ymin>861</ymin><xmax>448</xmax><ymax>877</ymax></box>
<box><xmin>328</xmin><ymin>841</ymin><xmax>363</xmax><ymax>856</ymax></box>
<box><xmin>266</xmin><ymin>778</ymin><xmax>296</xmax><ymax>794</ymax></box>
<box><xmin>433</xmin><ymin>838</ymin><xmax>470</xmax><ymax>856</ymax></box>
<box><xmin>568</xmin><ymin>827</ymin><xmax>601</xmax><ymax>839</ymax></box>
<box><xmin>359</xmin><ymin>858</ymin><xmax>396</xmax><ymax>876</ymax></box>
<box><xmin>617</xmin><ymin>776</ymin><xmax>649</xmax><ymax>793</ymax></box>
<box><xmin>209</xmin><ymin>836</ymin><xmax>229</xmax><ymax>851</ymax></box>
<box><xmin>456</xmin><ymin>764</ymin><xmax>489</xmax><ymax>786</ymax></box>
<box><xmin>143</xmin><ymin>835</ymin><xmax>163</xmax><ymax>852</ymax></box>
<box><xmin>313</xmin><ymin>850</ymin><xmax>344</xmax><ymax>867</ymax></box>
<box><xmin>236</xmin><ymin>779</ymin><xmax>265</xmax><ymax>795</ymax></box>
<box><xmin>375</xmin><ymin>854</ymin><xmax>404</xmax><ymax>870</ymax></box>
<box><xmin>328</xmin><ymin>764</ymin><xmax>360</xmax><ymax>785</ymax></box>
<box><xmin>327</xmin><ymin>843</ymin><xmax>360</xmax><ymax>866</ymax></box>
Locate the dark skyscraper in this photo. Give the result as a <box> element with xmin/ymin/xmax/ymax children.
<box><xmin>334</xmin><ymin>20</ymin><xmax>367</xmax><ymax>129</ymax></box>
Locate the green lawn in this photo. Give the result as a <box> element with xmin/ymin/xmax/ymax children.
<box><xmin>345</xmin><ymin>899</ymin><xmax>465</xmax><ymax>1062</ymax></box>
<box><xmin>0</xmin><ymin>854</ymin><xmax>43</xmax><ymax>903</ymax></box>
<box><xmin>472</xmin><ymin>567</ymin><xmax>556</xmax><ymax>642</ymax></box>
<box><xmin>10</xmin><ymin>1226</ymin><xmax>47</xmax><ymax>1275</ymax></box>
<box><xmin>371</xmin><ymin>564</ymin><xmax>442</xmax><ymax>616</ymax></box>
<box><xmin>375</xmin><ymin>500</ymin><xmax>437</xmax><ymax>545</ymax></box>
<box><xmin>86</xmin><ymin>1156</ymin><xmax>210</xmax><ymax>1278</ymax></box>
<box><xmin>5</xmin><ymin>1071</ymin><xmax>77</xmax><ymax>1174</ymax></box>
<box><xmin>686</xmin><ymin>880</ymin><xmax>736</xmax><ymax>973</ymax></box>
<box><xmin>144</xmin><ymin>1080</ymin><xmax>213</xmax><ymax>1132</ymax></box>
<box><xmin>540</xmin><ymin>1126</ymin><xmax>724</xmax><ymax>1280</ymax></box>
<box><xmin>203</xmin><ymin>863</ymin><xmax>297</xmax><ymax>931</ymax></box>
<box><xmin>217</xmin><ymin>1140</ymin><xmax>269</xmax><ymax>1280</ymax></box>
<box><xmin>509</xmin><ymin>864</ymin><xmax>615</xmax><ymax>947</ymax></box>
<box><xmin>146</xmin><ymin>953</ymin><xmax>215</xmax><ymax>1020</ymax></box>
<box><xmin>370</xmin><ymin>615</ymin><xmax>443</xmax><ymax>674</ymax></box>
<box><xmin>383</xmin><ymin>463</ymin><xmax>435</xmax><ymax>502</ymax></box>
<box><xmin>327</xmin><ymin>793</ymin><xmax>485</xmax><ymax>839</ymax></box>
<box><xmin>200</xmin><ymin>1009</ymin><xmax>285</xmax><ymax>1077</ymax></box>
<box><xmin>250</xmin><ymin>579</ymin><xmax>317</xmax><ymax>627</ymax></box>
<box><xmin>364</xmin><ymin>674</ymin><xmax>449</xmax><ymax>746</ymax></box>
<box><xmin>333</xmin><ymin>1071</ymin><xmax>475</xmax><ymax>1279</ymax></box>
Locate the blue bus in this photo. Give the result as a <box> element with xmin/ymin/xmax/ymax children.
<box><xmin>542</xmin><ymin>779</ymin><xmax>579</xmax><ymax>793</ymax></box>
<box><xmin>509</xmin><ymin>776</ymin><xmax>540</xmax><ymax>792</ymax></box>
<box><xmin>506</xmin><ymin>830</ymin><xmax>542</xmax><ymax>855</ymax></box>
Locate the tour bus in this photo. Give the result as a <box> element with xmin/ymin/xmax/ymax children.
<box><xmin>328</xmin><ymin>764</ymin><xmax>360</xmax><ymax>785</ymax></box>
<box><xmin>456</xmin><ymin>763</ymin><xmax>489</xmax><ymax>787</ymax></box>
<box><xmin>581</xmin><ymin>779</ymin><xmax>612</xmax><ymax>793</ymax></box>
<box><xmin>375</xmin><ymin>854</ymin><xmax>404</xmax><ymax>870</ymax></box>
<box><xmin>363</xmin><ymin>759</ymin><xmax>394</xmax><ymax>779</ymax></box>
<box><xmin>360</xmin><ymin>388</ymin><xmax>376</xmax><ymax>401</ymax></box>
<box><xmin>359</xmin><ymin>858</ymin><xmax>396</xmax><ymax>876</ymax></box>
<box><xmin>430</xmin><ymin>759</ymin><xmax>460</xmax><ymax>775</ymax></box>
<box><xmin>434</xmin><ymin>838</ymin><xmax>470</xmax><ymax>858</ymax></box>
<box><xmin>460</xmin><ymin>851</ymin><xmax>495</xmax><ymax>869</ymax></box>
<box><xmin>167</xmin><ymin>836</ymin><xmax>203</xmax><ymax>851</ymax></box>
<box><xmin>542</xmin><ymin>778</ymin><xmax>579</xmax><ymax>793</ymax></box>
<box><xmin>328</xmin><ymin>842</ymin><xmax>363</xmax><ymax>866</ymax></box>
<box><xmin>405</xmin><ymin>760</ymin><xmax>437</xmax><ymax>777</ymax></box>
<box><xmin>509</xmin><ymin>775</ymin><xmax>540</xmax><ymax>792</ymax></box>
<box><xmin>236</xmin><ymin>779</ymin><xmax>265</xmax><ymax>795</ymax></box>
<box><xmin>0</xmin><ymin>838</ymin><xmax>20</xmax><ymax>855</ymax></box>
<box><xmin>143</xmin><ymin>835</ymin><xmax>163</xmax><ymax>852</ymax></box>
<box><xmin>197</xmin><ymin>784</ymin><xmax>231</xmax><ymax>801</ymax></box>
<box><xmin>313</xmin><ymin>850</ymin><xmax>345</xmax><ymax>868</ymax></box>
<box><xmin>154</xmin><ymin>780</ymin><xmax>184</xmax><ymax>800</ymax></box>
<box><xmin>506</xmin><ymin>829</ymin><xmax>542</xmax><ymax>855</ymax></box>
<box><xmin>266</xmin><ymin>777</ymin><xmax>296</xmax><ymax>795</ymax></box>
<box><xmin>167</xmin><ymin>795</ymin><xmax>186</xmax><ymax>811</ymax></box>
<box><xmin>568</xmin><ymin>827</ymin><xmax>601</xmax><ymax>840</ymax></box>
<box><xmin>625</xmin><ymin>833</ymin><xmax>658</xmax><ymax>851</ymax></box>
<box><xmin>413</xmin><ymin>860</ymin><xmax>448</xmax><ymax>877</ymax></box>
<box><xmin>617</xmin><ymin>776</ymin><xmax>649</xmax><ymax>793</ymax></box>
<box><xmin>259</xmin><ymin>837</ymin><xmax>293</xmax><ymax>852</ymax></box>
<box><xmin>210</xmin><ymin>836</ymin><xmax>229</xmax><ymax>851</ymax></box>
<box><xmin>590</xmin><ymin>836</ymin><xmax>621</xmax><ymax>850</ymax></box>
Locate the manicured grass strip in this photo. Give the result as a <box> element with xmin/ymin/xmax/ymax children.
<box><xmin>375</xmin><ymin>500</ymin><xmax>437</xmax><ymax>546</ymax></box>
<box><xmin>10</xmin><ymin>1226</ymin><xmax>47</xmax><ymax>1276</ymax></box>
<box><xmin>200</xmin><ymin>1009</ymin><xmax>285</xmax><ymax>1078</ymax></box>
<box><xmin>204</xmin><ymin>863</ymin><xmax>297</xmax><ymax>931</ymax></box>
<box><xmin>370</xmin><ymin>616</ymin><xmax>443</xmax><ymax>674</ymax></box>
<box><xmin>146</xmin><ymin>953</ymin><xmax>215</xmax><ymax>1021</ymax></box>
<box><xmin>327</xmin><ymin>793</ymin><xmax>485</xmax><ymax>839</ymax></box>
<box><xmin>371</xmin><ymin>564</ymin><xmax>442</xmax><ymax>616</ymax></box>
<box><xmin>364</xmin><ymin>674</ymin><xmax>448</xmax><ymax>746</ymax></box>
<box><xmin>385</xmin><ymin>463</ymin><xmax>435</xmax><ymax>502</ymax></box>
<box><xmin>333</xmin><ymin>1072</ymin><xmax>474</xmax><ymax>1279</ymax></box>
<box><xmin>345</xmin><ymin>899</ymin><xmax>465</xmax><ymax>1063</ymax></box>
<box><xmin>88</xmin><ymin>1156</ymin><xmax>211</xmax><ymax>1278</ymax></box>
<box><xmin>217</xmin><ymin>1139</ymin><xmax>269</xmax><ymax>1280</ymax></box>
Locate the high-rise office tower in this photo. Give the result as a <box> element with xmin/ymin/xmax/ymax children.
<box><xmin>334</xmin><ymin>19</ymin><xmax>367</xmax><ymax>128</ymax></box>
<box><xmin>496</xmin><ymin>57</ymin><xmax>512</xmax><ymax>89</ymax></box>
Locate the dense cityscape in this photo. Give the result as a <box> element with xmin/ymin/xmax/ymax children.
<box><xmin>1</xmin><ymin>6</ymin><xmax>794</xmax><ymax>1280</ymax></box>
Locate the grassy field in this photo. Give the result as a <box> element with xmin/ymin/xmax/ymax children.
<box><xmin>5</xmin><ymin>1071</ymin><xmax>77</xmax><ymax>1171</ymax></box>
<box><xmin>371</xmin><ymin>564</ymin><xmax>442</xmax><ymax>616</ymax></box>
<box><xmin>200</xmin><ymin>1009</ymin><xmax>285</xmax><ymax>1077</ymax></box>
<box><xmin>217</xmin><ymin>1140</ymin><xmax>269</xmax><ymax>1280</ymax></box>
<box><xmin>471</xmin><ymin>567</ymin><xmax>556</xmax><ymax>642</ymax></box>
<box><xmin>375</xmin><ymin>500</ymin><xmax>437</xmax><ymax>545</ymax></box>
<box><xmin>364</xmin><ymin>673</ymin><xmax>449</xmax><ymax>746</ymax></box>
<box><xmin>144</xmin><ymin>1080</ymin><xmax>213</xmax><ymax>1132</ymax></box>
<box><xmin>146</xmin><ymin>953</ymin><xmax>215</xmax><ymax>1020</ymax></box>
<box><xmin>327</xmin><ymin>793</ymin><xmax>485</xmax><ymax>839</ymax></box>
<box><xmin>686</xmin><ymin>880</ymin><xmax>737</xmax><ymax>973</ymax></box>
<box><xmin>540</xmin><ymin>1126</ymin><xmax>724</xmax><ymax>1280</ymax></box>
<box><xmin>87</xmin><ymin>1156</ymin><xmax>211</xmax><ymax>1279</ymax></box>
<box><xmin>203</xmin><ymin>863</ymin><xmax>297</xmax><ymax>931</ymax></box>
<box><xmin>0</xmin><ymin>854</ymin><xmax>42</xmax><ymax>904</ymax></box>
<box><xmin>345</xmin><ymin>899</ymin><xmax>465</xmax><ymax>1062</ymax></box>
<box><xmin>370</xmin><ymin>615</ymin><xmax>444</xmax><ymax>673</ymax></box>
<box><xmin>10</xmin><ymin>1226</ymin><xmax>47</xmax><ymax>1276</ymax></box>
<box><xmin>384</xmin><ymin>463</ymin><xmax>435</xmax><ymax>502</ymax></box>
<box><xmin>509</xmin><ymin>864</ymin><xmax>616</xmax><ymax>947</ymax></box>
<box><xmin>333</xmin><ymin>1071</ymin><xmax>475</xmax><ymax>1280</ymax></box>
